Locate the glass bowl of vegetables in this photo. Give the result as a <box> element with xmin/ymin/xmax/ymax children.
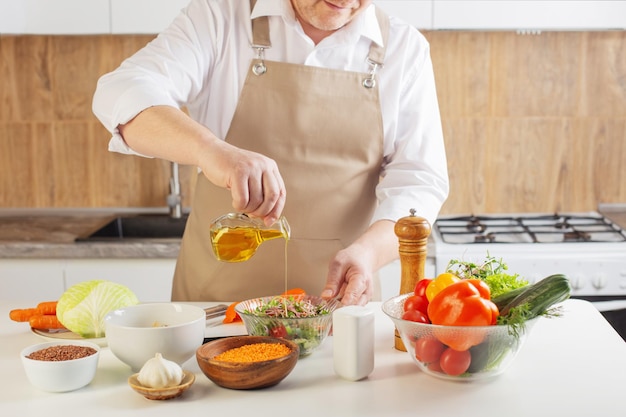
<box><xmin>382</xmin><ymin>270</ymin><xmax>570</xmax><ymax>382</ymax></box>
<box><xmin>235</xmin><ymin>294</ymin><xmax>341</xmax><ymax>357</ymax></box>
<box><xmin>383</xmin><ymin>293</ymin><xmax>539</xmax><ymax>381</ymax></box>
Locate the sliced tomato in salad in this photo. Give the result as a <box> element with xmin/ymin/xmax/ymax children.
<box><xmin>269</xmin><ymin>324</ymin><xmax>288</xmax><ymax>338</ymax></box>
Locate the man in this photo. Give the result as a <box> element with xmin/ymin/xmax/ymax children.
<box><xmin>92</xmin><ymin>0</ymin><xmax>449</xmax><ymax>305</ymax></box>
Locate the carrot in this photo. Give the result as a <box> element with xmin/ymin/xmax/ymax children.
<box><xmin>282</xmin><ymin>288</ymin><xmax>306</xmax><ymax>296</ymax></box>
<box><xmin>36</xmin><ymin>301</ymin><xmax>58</xmax><ymax>316</ymax></box>
<box><xmin>282</xmin><ymin>287</ymin><xmax>306</xmax><ymax>300</ymax></box>
<box><xmin>9</xmin><ymin>308</ymin><xmax>38</xmax><ymax>322</ymax></box>
<box><xmin>222</xmin><ymin>301</ymin><xmax>242</xmax><ymax>324</ymax></box>
<box><xmin>29</xmin><ymin>314</ymin><xmax>66</xmax><ymax>330</ymax></box>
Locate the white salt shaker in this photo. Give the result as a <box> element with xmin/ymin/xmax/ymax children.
<box><xmin>332</xmin><ymin>305</ymin><xmax>375</xmax><ymax>381</ymax></box>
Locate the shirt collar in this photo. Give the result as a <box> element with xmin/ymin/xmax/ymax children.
<box><xmin>251</xmin><ymin>0</ymin><xmax>383</xmax><ymax>47</ymax></box>
<box><xmin>251</xmin><ymin>0</ymin><xmax>294</xmax><ymax>20</ymax></box>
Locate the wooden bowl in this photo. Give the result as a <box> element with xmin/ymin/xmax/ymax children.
<box><xmin>196</xmin><ymin>336</ymin><xmax>299</xmax><ymax>390</ymax></box>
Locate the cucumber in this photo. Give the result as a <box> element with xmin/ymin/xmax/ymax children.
<box><xmin>491</xmin><ymin>286</ymin><xmax>526</xmax><ymax>311</ymax></box>
<box><xmin>499</xmin><ymin>274</ymin><xmax>571</xmax><ymax>318</ymax></box>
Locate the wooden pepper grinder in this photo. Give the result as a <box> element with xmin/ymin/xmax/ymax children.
<box><xmin>393</xmin><ymin>208</ymin><xmax>431</xmax><ymax>351</ymax></box>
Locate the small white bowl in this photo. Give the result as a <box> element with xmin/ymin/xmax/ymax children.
<box><xmin>21</xmin><ymin>340</ymin><xmax>100</xmax><ymax>392</ymax></box>
<box><xmin>105</xmin><ymin>303</ymin><xmax>206</xmax><ymax>371</ymax></box>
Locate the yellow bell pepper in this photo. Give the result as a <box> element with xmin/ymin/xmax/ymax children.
<box><xmin>425</xmin><ymin>272</ymin><xmax>460</xmax><ymax>302</ymax></box>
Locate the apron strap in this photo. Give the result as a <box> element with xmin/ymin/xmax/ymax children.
<box><xmin>250</xmin><ymin>0</ymin><xmax>271</xmax><ymax>48</ymax></box>
<box><xmin>368</xmin><ymin>6</ymin><xmax>390</xmax><ymax>65</ymax></box>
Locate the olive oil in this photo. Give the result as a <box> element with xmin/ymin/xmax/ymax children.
<box><xmin>209</xmin><ymin>213</ymin><xmax>291</xmax><ymax>291</ymax></box>
<box><xmin>210</xmin><ymin>226</ymin><xmax>287</xmax><ymax>262</ymax></box>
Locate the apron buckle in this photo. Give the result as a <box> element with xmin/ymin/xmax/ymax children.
<box><xmin>252</xmin><ymin>45</ymin><xmax>268</xmax><ymax>76</ymax></box>
<box><xmin>363</xmin><ymin>58</ymin><xmax>383</xmax><ymax>89</ymax></box>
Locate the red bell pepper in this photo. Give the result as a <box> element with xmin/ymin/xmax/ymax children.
<box><xmin>427</xmin><ymin>279</ymin><xmax>499</xmax><ymax>351</ymax></box>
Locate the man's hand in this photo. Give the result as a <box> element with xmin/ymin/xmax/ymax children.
<box><xmin>201</xmin><ymin>140</ymin><xmax>286</xmax><ymax>226</ymax></box>
<box><xmin>322</xmin><ymin>245</ymin><xmax>375</xmax><ymax>306</ymax></box>
<box><xmin>321</xmin><ymin>220</ymin><xmax>398</xmax><ymax>305</ymax></box>
<box><xmin>118</xmin><ymin>106</ymin><xmax>286</xmax><ymax>226</ymax></box>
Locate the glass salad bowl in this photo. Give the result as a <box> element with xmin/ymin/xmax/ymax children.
<box><xmin>235</xmin><ymin>295</ymin><xmax>341</xmax><ymax>357</ymax></box>
<box><xmin>382</xmin><ymin>293</ymin><xmax>538</xmax><ymax>382</ymax></box>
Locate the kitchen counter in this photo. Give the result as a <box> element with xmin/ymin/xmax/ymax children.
<box><xmin>2</xmin><ymin>299</ymin><xmax>625</xmax><ymax>417</ymax></box>
<box><xmin>0</xmin><ymin>208</ymin><xmax>182</xmax><ymax>258</ymax></box>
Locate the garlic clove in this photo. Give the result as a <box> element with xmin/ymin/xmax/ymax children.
<box><xmin>137</xmin><ymin>352</ymin><xmax>184</xmax><ymax>388</ymax></box>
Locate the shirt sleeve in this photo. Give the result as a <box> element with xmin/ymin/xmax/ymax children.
<box><xmin>372</xmin><ymin>32</ymin><xmax>450</xmax><ymax>228</ymax></box>
<box><xmin>92</xmin><ymin>0</ymin><xmax>215</xmax><ymax>156</ymax></box>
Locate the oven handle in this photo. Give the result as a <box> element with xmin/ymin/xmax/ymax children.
<box><xmin>589</xmin><ymin>300</ymin><xmax>626</xmax><ymax>312</ymax></box>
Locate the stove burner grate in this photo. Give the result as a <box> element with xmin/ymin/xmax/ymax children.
<box><xmin>436</xmin><ymin>213</ymin><xmax>626</xmax><ymax>244</ymax></box>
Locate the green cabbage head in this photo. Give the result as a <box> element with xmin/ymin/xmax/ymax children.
<box><xmin>57</xmin><ymin>280</ymin><xmax>139</xmax><ymax>338</ymax></box>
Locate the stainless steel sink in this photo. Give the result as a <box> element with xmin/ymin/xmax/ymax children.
<box><xmin>76</xmin><ymin>213</ymin><xmax>189</xmax><ymax>241</ymax></box>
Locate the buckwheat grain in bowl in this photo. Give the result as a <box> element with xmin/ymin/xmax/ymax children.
<box><xmin>20</xmin><ymin>340</ymin><xmax>100</xmax><ymax>392</ymax></box>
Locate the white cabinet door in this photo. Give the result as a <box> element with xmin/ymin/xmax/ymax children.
<box><xmin>0</xmin><ymin>0</ymin><xmax>110</xmax><ymax>34</ymax></box>
<box><xmin>374</xmin><ymin>0</ymin><xmax>433</xmax><ymax>29</ymax></box>
<box><xmin>110</xmin><ymin>0</ymin><xmax>191</xmax><ymax>34</ymax></box>
<box><xmin>0</xmin><ymin>259</ymin><xmax>66</xmax><ymax>302</ymax></box>
<box><xmin>64</xmin><ymin>259</ymin><xmax>176</xmax><ymax>302</ymax></box>
<box><xmin>433</xmin><ymin>0</ymin><xmax>626</xmax><ymax>30</ymax></box>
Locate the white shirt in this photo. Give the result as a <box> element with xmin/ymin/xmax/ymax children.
<box><xmin>92</xmin><ymin>0</ymin><xmax>449</xmax><ymax>227</ymax></box>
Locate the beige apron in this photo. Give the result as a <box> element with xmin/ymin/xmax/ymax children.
<box><xmin>172</xmin><ymin>3</ymin><xmax>389</xmax><ymax>301</ymax></box>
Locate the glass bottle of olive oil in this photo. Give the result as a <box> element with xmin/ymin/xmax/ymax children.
<box><xmin>209</xmin><ymin>213</ymin><xmax>290</xmax><ymax>262</ymax></box>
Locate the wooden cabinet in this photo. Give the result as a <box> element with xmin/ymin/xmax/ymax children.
<box><xmin>0</xmin><ymin>258</ymin><xmax>175</xmax><ymax>303</ymax></box>
<box><xmin>432</xmin><ymin>0</ymin><xmax>626</xmax><ymax>31</ymax></box>
<box><xmin>0</xmin><ymin>0</ymin><xmax>110</xmax><ymax>34</ymax></box>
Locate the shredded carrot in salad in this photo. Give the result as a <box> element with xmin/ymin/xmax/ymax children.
<box><xmin>247</xmin><ymin>295</ymin><xmax>330</xmax><ymax>318</ymax></box>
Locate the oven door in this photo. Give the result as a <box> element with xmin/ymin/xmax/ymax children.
<box><xmin>571</xmin><ymin>296</ymin><xmax>626</xmax><ymax>342</ymax></box>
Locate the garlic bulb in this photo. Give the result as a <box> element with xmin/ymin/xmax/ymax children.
<box><xmin>137</xmin><ymin>353</ymin><xmax>184</xmax><ymax>388</ymax></box>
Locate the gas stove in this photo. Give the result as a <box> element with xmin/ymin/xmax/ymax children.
<box><xmin>436</xmin><ymin>213</ymin><xmax>626</xmax><ymax>244</ymax></box>
<box><xmin>432</xmin><ymin>212</ymin><xmax>626</xmax><ymax>298</ymax></box>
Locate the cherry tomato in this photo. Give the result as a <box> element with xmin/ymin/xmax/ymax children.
<box><xmin>414</xmin><ymin>279</ymin><xmax>432</xmax><ymax>297</ymax></box>
<box><xmin>439</xmin><ymin>348</ymin><xmax>472</xmax><ymax>376</ymax></box>
<box><xmin>402</xmin><ymin>309</ymin><xmax>429</xmax><ymax>324</ymax></box>
<box><xmin>403</xmin><ymin>295</ymin><xmax>429</xmax><ymax>316</ymax></box>
<box><xmin>414</xmin><ymin>336</ymin><xmax>445</xmax><ymax>364</ymax></box>
<box><xmin>427</xmin><ymin>360</ymin><xmax>443</xmax><ymax>373</ymax></box>
<box><xmin>269</xmin><ymin>325</ymin><xmax>288</xmax><ymax>338</ymax></box>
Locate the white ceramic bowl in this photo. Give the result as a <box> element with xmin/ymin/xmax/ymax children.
<box><xmin>21</xmin><ymin>340</ymin><xmax>100</xmax><ymax>392</ymax></box>
<box><xmin>104</xmin><ymin>303</ymin><xmax>206</xmax><ymax>371</ymax></box>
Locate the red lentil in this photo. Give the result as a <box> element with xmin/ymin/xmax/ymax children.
<box><xmin>214</xmin><ymin>343</ymin><xmax>291</xmax><ymax>363</ymax></box>
<box><xmin>26</xmin><ymin>345</ymin><xmax>97</xmax><ymax>361</ymax></box>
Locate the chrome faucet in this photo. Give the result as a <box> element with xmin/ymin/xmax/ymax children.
<box><xmin>167</xmin><ymin>162</ymin><xmax>183</xmax><ymax>219</ymax></box>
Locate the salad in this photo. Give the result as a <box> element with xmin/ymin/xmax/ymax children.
<box><xmin>240</xmin><ymin>293</ymin><xmax>338</xmax><ymax>356</ymax></box>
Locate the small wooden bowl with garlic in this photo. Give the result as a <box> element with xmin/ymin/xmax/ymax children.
<box><xmin>128</xmin><ymin>352</ymin><xmax>195</xmax><ymax>400</ymax></box>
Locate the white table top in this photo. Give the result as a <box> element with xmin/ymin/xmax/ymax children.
<box><xmin>2</xmin><ymin>299</ymin><xmax>625</xmax><ymax>417</ymax></box>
